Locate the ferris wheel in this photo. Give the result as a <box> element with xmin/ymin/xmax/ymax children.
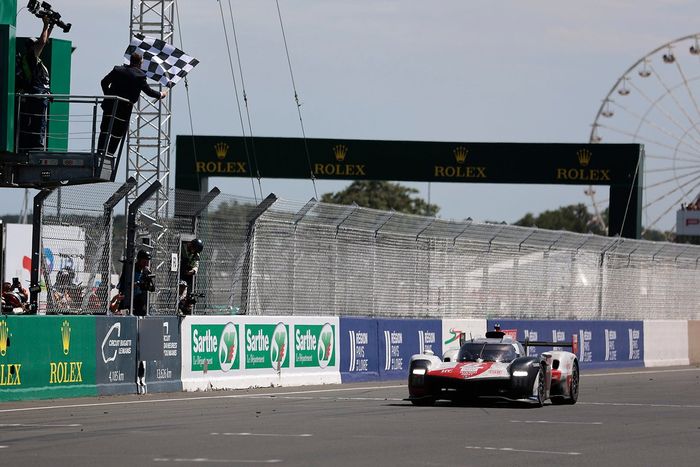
<box><xmin>588</xmin><ymin>33</ymin><xmax>700</xmax><ymax>236</ymax></box>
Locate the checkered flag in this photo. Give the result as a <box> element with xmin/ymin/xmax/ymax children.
<box><xmin>124</xmin><ymin>34</ymin><xmax>199</xmax><ymax>88</ymax></box>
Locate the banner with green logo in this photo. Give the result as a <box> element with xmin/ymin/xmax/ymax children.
<box><xmin>191</xmin><ymin>322</ymin><xmax>240</xmax><ymax>372</ymax></box>
<box><xmin>181</xmin><ymin>316</ymin><xmax>340</xmax><ymax>391</ymax></box>
<box><xmin>294</xmin><ymin>323</ymin><xmax>335</xmax><ymax>368</ymax></box>
<box><xmin>245</xmin><ymin>322</ymin><xmax>289</xmax><ymax>370</ymax></box>
<box><xmin>0</xmin><ymin>316</ymin><xmax>97</xmax><ymax>401</ymax></box>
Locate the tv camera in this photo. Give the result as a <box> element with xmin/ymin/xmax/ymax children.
<box><xmin>27</xmin><ymin>0</ymin><xmax>72</xmax><ymax>33</ymax></box>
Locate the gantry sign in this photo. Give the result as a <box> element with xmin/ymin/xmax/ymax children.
<box><xmin>175</xmin><ymin>136</ymin><xmax>643</xmax><ymax>238</ymax></box>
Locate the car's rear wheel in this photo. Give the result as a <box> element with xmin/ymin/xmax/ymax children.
<box><xmin>565</xmin><ymin>362</ymin><xmax>579</xmax><ymax>405</ymax></box>
<box><xmin>552</xmin><ymin>361</ymin><xmax>579</xmax><ymax>405</ymax></box>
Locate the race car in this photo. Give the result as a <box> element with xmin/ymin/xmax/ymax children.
<box><xmin>407</xmin><ymin>329</ymin><xmax>579</xmax><ymax>407</ymax></box>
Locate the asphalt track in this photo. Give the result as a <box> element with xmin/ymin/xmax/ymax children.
<box><xmin>0</xmin><ymin>366</ymin><xmax>699</xmax><ymax>466</ymax></box>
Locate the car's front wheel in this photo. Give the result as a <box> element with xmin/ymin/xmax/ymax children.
<box><xmin>534</xmin><ymin>367</ymin><xmax>546</xmax><ymax>407</ymax></box>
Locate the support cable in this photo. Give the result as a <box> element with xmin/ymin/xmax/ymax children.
<box><xmin>227</xmin><ymin>0</ymin><xmax>264</xmax><ymax>198</ymax></box>
<box><xmin>217</xmin><ymin>0</ymin><xmax>259</xmax><ymax>202</ymax></box>
<box><xmin>275</xmin><ymin>0</ymin><xmax>318</xmax><ymax>199</ymax></box>
<box><xmin>620</xmin><ymin>150</ymin><xmax>642</xmax><ymax>237</ymax></box>
<box><xmin>174</xmin><ymin>0</ymin><xmax>201</xmax><ymax>192</ymax></box>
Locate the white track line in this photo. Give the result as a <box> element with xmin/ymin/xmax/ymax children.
<box><xmin>510</xmin><ymin>420</ymin><xmax>602</xmax><ymax>425</ymax></box>
<box><xmin>211</xmin><ymin>432</ymin><xmax>312</xmax><ymax>437</ymax></box>
<box><xmin>0</xmin><ymin>385</ymin><xmax>405</xmax><ymax>413</ymax></box>
<box><xmin>0</xmin><ymin>367</ymin><xmax>698</xmax><ymax>414</ymax></box>
<box><xmin>0</xmin><ymin>423</ymin><xmax>82</xmax><ymax>428</ymax></box>
<box><xmin>466</xmin><ymin>446</ymin><xmax>580</xmax><ymax>456</ymax></box>
<box><xmin>583</xmin><ymin>368</ymin><xmax>700</xmax><ymax>377</ymax></box>
<box><xmin>580</xmin><ymin>401</ymin><xmax>700</xmax><ymax>409</ymax></box>
<box><xmin>154</xmin><ymin>458</ymin><xmax>281</xmax><ymax>464</ymax></box>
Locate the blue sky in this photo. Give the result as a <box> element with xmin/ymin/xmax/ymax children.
<box><xmin>5</xmin><ymin>0</ymin><xmax>700</xmax><ymax>226</ymax></box>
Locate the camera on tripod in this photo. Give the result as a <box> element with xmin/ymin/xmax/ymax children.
<box><xmin>184</xmin><ymin>292</ymin><xmax>205</xmax><ymax>306</ymax></box>
<box><xmin>27</xmin><ymin>0</ymin><xmax>71</xmax><ymax>33</ymax></box>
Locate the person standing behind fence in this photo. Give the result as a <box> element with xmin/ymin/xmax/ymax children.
<box><xmin>179</xmin><ymin>238</ymin><xmax>203</xmax><ymax>312</ymax></box>
<box><xmin>178</xmin><ymin>238</ymin><xmax>204</xmax><ymax>313</ymax></box>
<box><xmin>15</xmin><ymin>16</ymin><xmax>53</xmax><ymax>150</ymax></box>
<box><xmin>97</xmin><ymin>52</ymin><xmax>167</xmax><ymax>155</ymax></box>
<box><xmin>118</xmin><ymin>249</ymin><xmax>155</xmax><ymax>316</ymax></box>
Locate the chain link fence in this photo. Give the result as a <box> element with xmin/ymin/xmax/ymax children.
<box><xmin>31</xmin><ymin>186</ymin><xmax>700</xmax><ymax>320</ymax></box>
<box><xmin>41</xmin><ymin>184</ymin><xmax>119</xmax><ymax>314</ymax></box>
<box><xmin>246</xmin><ymin>198</ymin><xmax>700</xmax><ymax>320</ymax></box>
<box><xmin>144</xmin><ymin>189</ymin><xmax>258</xmax><ymax>315</ymax></box>
<box><xmin>36</xmin><ymin>182</ymin><xmax>258</xmax><ymax>315</ymax></box>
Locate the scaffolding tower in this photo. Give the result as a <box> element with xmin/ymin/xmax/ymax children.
<box><xmin>127</xmin><ymin>0</ymin><xmax>174</xmax><ymax>220</ymax></box>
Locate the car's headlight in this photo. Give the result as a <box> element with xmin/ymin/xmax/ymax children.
<box><xmin>412</xmin><ymin>368</ymin><xmax>427</xmax><ymax>375</ymax></box>
<box><xmin>512</xmin><ymin>370</ymin><xmax>529</xmax><ymax>377</ymax></box>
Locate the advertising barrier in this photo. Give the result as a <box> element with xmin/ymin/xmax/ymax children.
<box><xmin>340</xmin><ymin>317</ymin><xmax>380</xmax><ymax>383</ymax></box>
<box><xmin>488</xmin><ymin>319</ymin><xmax>644</xmax><ymax>369</ymax></box>
<box><xmin>643</xmin><ymin>320</ymin><xmax>689</xmax><ymax>367</ymax></box>
<box><xmin>0</xmin><ymin>315</ymin><xmax>97</xmax><ymax>401</ymax></box>
<box><xmin>181</xmin><ymin>316</ymin><xmax>340</xmax><ymax>391</ymax></box>
<box><xmin>377</xmin><ymin>318</ymin><xmax>441</xmax><ymax>380</ymax></box>
<box><xmin>138</xmin><ymin>317</ymin><xmax>182</xmax><ymax>393</ymax></box>
<box><xmin>95</xmin><ymin>316</ymin><xmax>137</xmax><ymax>395</ymax></box>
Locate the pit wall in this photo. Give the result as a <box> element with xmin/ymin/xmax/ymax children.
<box><xmin>0</xmin><ymin>316</ymin><xmax>695</xmax><ymax>401</ymax></box>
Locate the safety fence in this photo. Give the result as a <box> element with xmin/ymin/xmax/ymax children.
<box><xmin>0</xmin><ymin>314</ymin><xmax>696</xmax><ymax>401</ymax></box>
<box><xmin>246</xmin><ymin>199</ymin><xmax>700</xmax><ymax>320</ymax></box>
<box><xmin>35</xmin><ymin>182</ymin><xmax>259</xmax><ymax>316</ymax></box>
<box><xmin>12</xmin><ymin>185</ymin><xmax>700</xmax><ymax>320</ymax></box>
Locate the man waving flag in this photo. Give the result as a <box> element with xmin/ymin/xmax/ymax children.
<box><xmin>124</xmin><ymin>34</ymin><xmax>199</xmax><ymax>88</ymax></box>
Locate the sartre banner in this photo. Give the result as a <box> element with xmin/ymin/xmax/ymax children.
<box><xmin>181</xmin><ymin>316</ymin><xmax>340</xmax><ymax>391</ymax></box>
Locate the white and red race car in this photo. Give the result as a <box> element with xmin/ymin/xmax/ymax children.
<box><xmin>407</xmin><ymin>329</ymin><xmax>579</xmax><ymax>407</ymax></box>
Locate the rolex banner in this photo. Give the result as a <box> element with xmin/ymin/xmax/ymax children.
<box><xmin>0</xmin><ymin>316</ymin><xmax>97</xmax><ymax>401</ymax></box>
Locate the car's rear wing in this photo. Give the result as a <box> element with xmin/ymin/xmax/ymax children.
<box><xmin>523</xmin><ymin>340</ymin><xmax>574</xmax><ymax>350</ymax></box>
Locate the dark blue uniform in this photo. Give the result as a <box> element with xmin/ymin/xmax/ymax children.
<box><xmin>98</xmin><ymin>65</ymin><xmax>162</xmax><ymax>155</ymax></box>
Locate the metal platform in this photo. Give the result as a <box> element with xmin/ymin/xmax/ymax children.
<box><xmin>0</xmin><ymin>94</ymin><xmax>129</xmax><ymax>188</ymax></box>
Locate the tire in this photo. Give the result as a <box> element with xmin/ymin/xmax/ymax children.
<box><xmin>551</xmin><ymin>361</ymin><xmax>579</xmax><ymax>405</ymax></box>
<box><xmin>565</xmin><ymin>362</ymin><xmax>579</xmax><ymax>405</ymax></box>
<box><xmin>534</xmin><ymin>367</ymin><xmax>545</xmax><ymax>407</ymax></box>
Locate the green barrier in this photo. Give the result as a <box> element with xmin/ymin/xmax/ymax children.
<box><xmin>0</xmin><ymin>316</ymin><xmax>97</xmax><ymax>401</ymax></box>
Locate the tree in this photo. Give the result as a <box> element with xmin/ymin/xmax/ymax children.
<box><xmin>514</xmin><ymin>203</ymin><xmax>605</xmax><ymax>235</ymax></box>
<box><xmin>320</xmin><ymin>181</ymin><xmax>439</xmax><ymax>216</ymax></box>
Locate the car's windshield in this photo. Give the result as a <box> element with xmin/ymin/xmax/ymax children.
<box><xmin>457</xmin><ymin>343</ymin><xmax>517</xmax><ymax>363</ymax></box>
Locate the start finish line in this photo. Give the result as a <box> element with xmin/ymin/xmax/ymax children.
<box><xmin>175</xmin><ymin>136</ymin><xmax>643</xmax><ymax>238</ymax></box>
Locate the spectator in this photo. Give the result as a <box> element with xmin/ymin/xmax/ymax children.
<box><xmin>118</xmin><ymin>249</ymin><xmax>155</xmax><ymax>316</ymax></box>
<box><xmin>179</xmin><ymin>238</ymin><xmax>203</xmax><ymax>298</ymax></box>
<box><xmin>2</xmin><ymin>279</ymin><xmax>29</xmax><ymax>314</ymax></box>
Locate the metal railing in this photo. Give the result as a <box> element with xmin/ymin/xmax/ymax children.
<box><xmin>16</xmin><ymin>94</ymin><xmax>130</xmax><ymax>151</ymax></box>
